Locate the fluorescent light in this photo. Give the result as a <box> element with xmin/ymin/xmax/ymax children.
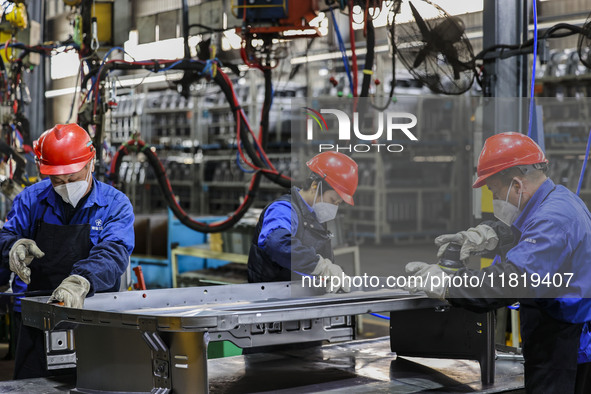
<box><xmin>432</xmin><ymin>0</ymin><xmax>483</xmax><ymax>15</ymax></box>
<box><xmin>290</xmin><ymin>44</ymin><xmax>389</xmax><ymax>65</ymax></box>
<box><xmin>50</xmin><ymin>49</ymin><xmax>79</xmax><ymax>80</ymax></box>
<box><xmin>292</xmin><ymin>12</ymin><xmax>586</xmax><ymax>65</ymax></box>
<box><xmin>45</xmin><ymin>86</ymin><xmax>80</xmax><ymax>98</ymax></box>
<box><xmin>283</xmin><ymin>28</ymin><xmax>318</xmax><ymax>37</ymax></box>
<box><xmin>124</xmin><ymin>36</ymin><xmax>185</xmax><ymax>61</ymax></box>
<box><xmin>115</xmin><ymin>73</ymin><xmax>182</xmax><ymax>87</ymax></box>
<box><xmin>350</xmin><ymin>1</ymin><xmax>483</xmax><ymax>30</ymax></box>
<box><xmin>222</xmin><ymin>29</ymin><xmax>242</xmax><ymax>50</ymax></box>
<box><xmin>45</xmin><ymin>73</ymin><xmax>183</xmax><ymax>98</ymax></box>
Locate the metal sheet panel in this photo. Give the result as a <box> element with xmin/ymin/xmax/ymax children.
<box><xmin>21</xmin><ymin>282</ymin><xmax>441</xmax><ymax>332</ymax></box>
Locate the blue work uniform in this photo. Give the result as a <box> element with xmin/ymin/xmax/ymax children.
<box><xmin>248</xmin><ymin>187</ymin><xmax>333</xmax><ymax>282</ymax></box>
<box><xmin>448</xmin><ymin>178</ymin><xmax>591</xmax><ymax>393</ymax></box>
<box><xmin>0</xmin><ymin>177</ymin><xmax>134</xmax><ymax>379</ymax></box>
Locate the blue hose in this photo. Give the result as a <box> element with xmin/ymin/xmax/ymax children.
<box><xmin>102</xmin><ymin>46</ymin><xmax>126</xmax><ymax>62</ymax></box>
<box><xmin>329</xmin><ymin>8</ymin><xmax>354</xmax><ymax>95</ymax></box>
<box><xmin>236</xmin><ymin>149</ymin><xmax>256</xmax><ymax>173</ymax></box>
<box><xmin>370</xmin><ymin>312</ymin><xmax>390</xmax><ymax>320</ymax></box>
<box><xmin>527</xmin><ymin>0</ymin><xmax>538</xmax><ymax>138</ymax></box>
<box><xmin>159</xmin><ymin>59</ymin><xmax>184</xmax><ymax>72</ymax></box>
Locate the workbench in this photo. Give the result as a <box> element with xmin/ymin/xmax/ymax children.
<box><xmin>20</xmin><ymin>281</ymin><xmax>515</xmax><ymax>393</ymax></box>
<box><xmin>0</xmin><ymin>337</ymin><xmax>524</xmax><ymax>393</ymax></box>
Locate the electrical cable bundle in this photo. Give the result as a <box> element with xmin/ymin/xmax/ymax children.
<box><xmin>330</xmin><ymin>7</ymin><xmax>354</xmax><ymax>95</ymax></box>
<box><xmin>328</xmin><ymin>1</ymin><xmax>397</xmax><ymax>106</ymax></box>
<box><xmin>111</xmin><ymin>138</ymin><xmax>261</xmax><ymax>233</ymax></box>
<box><xmin>359</xmin><ymin>14</ymin><xmax>374</xmax><ymax>98</ymax></box>
<box><xmin>475</xmin><ymin>23</ymin><xmax>582</xmax><ymax>62</ymax></box>
<box><xmin>348</xmin><ymin>0</ymin><xmax>359</xmax><ymax>97</ymax></box>
<box><xmin>103</xmin><ymin>59</ymin><xmax>289</xmax><ymax>232</ymax></box>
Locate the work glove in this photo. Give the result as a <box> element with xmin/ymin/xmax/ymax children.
<box><xmin>48</xmin><ymin>275</ymin><xmax>91</xmax><ymax>309</ymax></box>
<box><xmin>404</xmin><ymin>262</ymin><xmax>451</xmax><ymax>301</ymax></box>
<box><xmin>435</xmin><ymin>224</ymin><xmax>498</xmax><ymax>261</ymax></box>
<box><xmin>9</xmin><ymin>239</ymin><xmax>45</xmax><ymax>284</ymax></box>
<box><xmin>311</xmin><ymin>256</ymin><xmax>351</xmax><ymax>293</ymax></box>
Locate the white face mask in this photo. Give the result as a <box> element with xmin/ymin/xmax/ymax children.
<box><xmin>312</xmin><ymin>182</ymin><xmax>339</xmax><ymax>223</ymax></box>
<box><xmin>493</xmin><ymin>179</ymin><xmax>522</xmax><ymax>226</ymax></box>
<box><xmin>54</xmin><ymin>166</ymin><xmax>92</xmax><ymax>208</ymax></box>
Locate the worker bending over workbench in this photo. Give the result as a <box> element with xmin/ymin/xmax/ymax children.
<box><xmin>405</xmin><ymin>132</ymin><xmax>591</xmax><ymax>393</ymax></box>
<box><xmin>0</xmin><ymin>124</ymin><xmax>134</xmax><ymax>379</ymax></box>
<box><xmin>248</xmin><ymin>151</ymin><xmax>358</xmax><ymax>293</ymax></box>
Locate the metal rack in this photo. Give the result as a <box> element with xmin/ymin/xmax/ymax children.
<box><xmin>105</xmin><ymin>75</ymin><xmax>296</xmax><ymax>215</ymax></box>
<box><xmin>536</xmin><ymin>98</ymin><xmax>591</xmax><ymax>206</ymax></box>
<box><xmin>21</xmin><ymin>282</ymin><xmax>444</xmax><ymax>393</ymax></box>
<box><xmin>334</xmin><ymin>96</ymin><xmax>472</xmax><ymax>244</ymax></box>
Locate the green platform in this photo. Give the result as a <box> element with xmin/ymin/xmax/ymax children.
<box><xmin>208</xmin><ymin>340</ymin><xmax>243</xmax><ymax>359</ymax></box>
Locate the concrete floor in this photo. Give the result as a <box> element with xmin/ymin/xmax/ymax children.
<box><xmin>0</xmin><ymin>343</ymin><xmax>13</xmax><ymax>381</ymax></box>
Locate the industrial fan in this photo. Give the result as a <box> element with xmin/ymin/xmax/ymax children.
<box><xmin>578</xmin><ymin>10</ymin><xmax>591</xmax><ymax>69</ymax></box>
<box><xmin>393</xmin><ymin>0</ymin><xmax>476</xmax><ymax>95</ymax></box>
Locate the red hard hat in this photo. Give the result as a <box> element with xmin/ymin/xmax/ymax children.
<box><xmin>38</xmin><ymin>124</ymin><xmax>96</xmax><ymax>175</ymax></box>
<box><xmin>306</xmin><ymin>151</ymin><xmax>358</xmax><ymax>205</ymax></box>
<box><xmin>473</xmin><ymin>132</ymin><xmax>547</xmax><ymax>188</ymax></box>
<box><xmin>33</xmin><ymin>129</ymin><xmax>51</xmax><ymax>159</ymax></box>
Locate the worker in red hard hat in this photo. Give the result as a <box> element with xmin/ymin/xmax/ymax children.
<box><xmin>404</xmin><ymin>132</ymin><xmax>591</xmax><ymax>393</ymax></box>
<box><xmin>248</xmin><ymin>151</ymin><xmax>358</xmax><ymax>293</ymax></box>
<box><xmin>0</xmin><ymin>124</ymin><xmax>135</xmax><ymax>379</ymax></box>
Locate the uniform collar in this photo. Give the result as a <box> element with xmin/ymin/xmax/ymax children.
<box><xmin>292</xmin><ymin>186</ymin><xmax>315</xmax><ymax>213</ymax></box>
<box><xmin>512</xmin><ymin>178</ymin><xmax>555</xmax><ymax>232</ymax></box>
<box><xmin>82</xmin><ymin>178</ymin><xmax>108</xmax><ymax>208</ymax></box>
<box><xmin>42</xmin><ymin>178</ymin><xmax>107</xmax><ymax>208</ymax></box>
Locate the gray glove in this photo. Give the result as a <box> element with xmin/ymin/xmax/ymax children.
<box><xmin>404</xmin><ymin>262</ymin><xmax>450</xmax><ymax>301</ymax></box>
<box><xmin>48</xmin><ymin>275</ymin><xmax>91</xmax><ymax>309</ymax></box>
<box><xmin>311</xmin><ymin>256</ymin><xmax>351</xmax><ymax>293</ymax></box>
<box><xmin>435</xmin><ymin>224</ymin><xmax>498</xmax><ymax>261</ymax></box>
<box><xmin>9</xmin><ymin>239</ymin><xmax>45</xmax><ymax>284</ymax></box>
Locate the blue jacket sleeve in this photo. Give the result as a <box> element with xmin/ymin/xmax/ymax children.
<box><xmin>0</xmin><ymin>192</ymin><xmax>33</xmax><ymax>269</ymax></box>
<box><xmin>448</xmin><ymin>218</ymin><xmax>578</xmax><ymax>312</ymax></box>
<box><xmin>263</xmin><ymin>228</ymin><xmax>320</xmax><ymax>274</ymax></box>
<box><xmin>258</xmin><ymin>201</ymin><xmax>295</xmax><ymax>246</ymax></box>
<box><xmin>71</xmin><ymin>193</ymin><xmax>135</xmax><ymax>295</ymax></box>
<box><xmin>506</xmin><ymin>218</ymin><xmax>574</xmax><ymax>298</ymax></box>
<box><xmin>259</xmin><ymin>201</ymin><xmax>318</xmax><ymax>274</ymax></box>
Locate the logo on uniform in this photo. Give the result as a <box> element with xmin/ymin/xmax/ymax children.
<box><xmin>92</xmin><ymin>219</ymin><xmax>103</xmax><ymax>231</ymax></box>
<box><xmin>304</xmin><ymin>106</ymin><xmax>418</xmax><ymax>153</ymax></box>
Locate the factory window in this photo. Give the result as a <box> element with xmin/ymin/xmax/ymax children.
<box><xmin>50</xmin><ymin>48</ymin><xmax>79</xmax><ymax>80</ymax></box>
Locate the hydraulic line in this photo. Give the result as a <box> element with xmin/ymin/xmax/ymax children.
<box><xmin>111</xmin><ymin>138</ymin><xmax>262</xmax><ymax>233</ymax></box>
<box><xmin>527</xmin><ymin>0</ymin><xmax>538</xmax><ymax>138</ymax></box>
<box><xmin>329</xmin><ymin>7</ymin><xmax>354</xmax><ymax>95</ymax></box>
<box><xmin>181</xmin><ymin>0</ymin><xmax>191</xmax><ymax>59</ymax></box>
<box><xmin>360</xmin><ymin>17</ymin><xmax>374</xmax><ymax>98</ymax></box>
<box><xmin>103</xmin><ymin>60</ymin><xmax>290</xmax><ymax>232</ymax></box>
<box><xmin>348</xmin><ymin>0</ymin><xmax>358</xmax><ymax>97</ymax></box>
<box><xmin>371</xmin><ymin>5</ymin><xmax>397</xmax><ymax>111</ymax></box>
<box><xmin>85</xmin><ymin>59</ymin><xmax>289</xmax><ymax>187</ymax></box>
